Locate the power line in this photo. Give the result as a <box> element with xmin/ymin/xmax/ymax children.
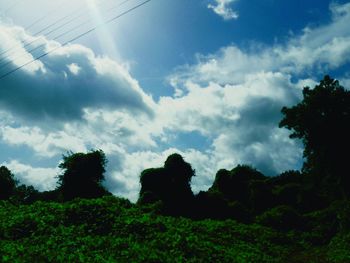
<box><xmin>24</xmin><ymin>0</ymin><xmax>73</xmax><ymax>32</ymax></box>
<box><xmin>0</xmin><ymin>0</ymin><xmax>89</xmax><ymax>60</ymax></box>
<box><xmin>3</xmin><ymin>0</ymin><xmax>24</xmax><ymax>14</ymax></box>
<box><xmin>0</xmin><ymin>0</ymin><xmax>132</xmax><ymax>70</ymax></box>
<box><xmin>0</xmin><ymin>0</ymin><xmax>131</xmax><ymax>65</ymax></box>
<box><xmin>0</xmin><ymin>0</ymin><xmax>152</xmax><ymax>80</ymax></box>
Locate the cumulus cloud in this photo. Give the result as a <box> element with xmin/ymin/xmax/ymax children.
<box><xmin>208</xmin><ymin>0</ymin><xmax>239</xmax><ymax>20</ymax></box>
<box><xmin>161</xmin><ymin>2</ymin><xmax>350</xmax><ymax>177</ymax></box>
<box><xmin>0</xmin><ymin>23</ymin><xmax>154</xmax><ymax>123</ymax></box>
<box><xmin>174</xmin><ymin>2</ymin><xmax>350</xmax><ymax>87</ymax></box>
<box><xmin>2</xmin><ymin>160</ymin><xmax>59</xmax><ymax>191</ymax></box>
<box><xmin>158</xmin><ymin>72</ymin><xmax>303</xmax><ymax>176</ymax></box>
<box><xmin>0</xmin><ymin>126</ymin><xmax>87</xmax><ymax>158</ymax></box>
<box><xmin>1</xmin><ymin>3</ymin><xmax>350</xmax><ymax>202</ymax></box>
<box><xmin>105</xmin><ymin>148</ymin><xmax>217</xmax><ymax>202</ymax></box>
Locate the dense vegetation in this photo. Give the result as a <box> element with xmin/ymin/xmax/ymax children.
<box><xmin>1</xmin><ymin>76</ymin><xmax>350</xmax><ymax>262</ymax></box>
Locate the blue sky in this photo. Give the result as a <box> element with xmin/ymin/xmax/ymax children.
<box><xmin>1</xmin><ymin>0</ymin><xmax>350</xmax><ymax>201</ymax></box>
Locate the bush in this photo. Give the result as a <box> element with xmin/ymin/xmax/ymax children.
<box><xmin>300</xmin><ymin>201</ymin><xmax>350</xmax><ymax>246</ymax></box>
<box><xmin>255</xmin><ymin>205</ymin><xmax>305</xmax><ymax>231</ymax></box>
<box><xmin>273</xmin><ymin>183</ymin><xmax>301</xmax><ymax>209</ymax></box>
<box><xmin>327</xmin><ymin>232</ymin><xmax>350</xmax><ymax>262</ymax></box>
<box><xmin>249</xmin><ymin>180</ymin><xmax>274</xmax><ymax>214</ymax></box>
<box><xmin>195</xmin><ymin>191</ymin><xmax>251</xmax><ymax>222</ymax></box>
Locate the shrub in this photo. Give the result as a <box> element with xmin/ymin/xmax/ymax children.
<box><xmin>255</xmin><ymin>205</ymin><xmax>305</xmax><ymax>231</ymax></box>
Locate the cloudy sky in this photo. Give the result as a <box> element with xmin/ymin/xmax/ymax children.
<box><xmin>1</xmin><ymin>0</ymin><xmax>350</xmax><ymax>201</ymax></box>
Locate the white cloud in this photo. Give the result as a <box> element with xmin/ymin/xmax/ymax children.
<box><xmin>1</xmin><ymin>3</ymin><xmax>350</xmax><ymax>202</ymax></box>
<box><xmin>0</xmin><ymin>23</ymin><xmax>155</xmax><ymax>123</ymax></box>
<box><xmin>158</xmin><ymin>72</ymin><xmax>303</xmax><ymax>176</ymax></box>
<box><xmin>208</xmin><ymin>0</ymin><xmax>239</xmax><ymax>20</ymax></box>
<box><xmin>2</xmin><ymin>160</ymin><xmax>59</xmax><ymax>191</ymax></box>
<box><xmin>67</xmin><ymin>63</ymin><xmax>81</xmax><ymax>75</ymax></box>
<box><xmin>0</xmin><ymin>126</ymin><xmax>87</xmax><ymax>157</ymax></box>
<box><xmin>106</xmin><ymin>148</ymin><xmax>217</xmax><ymax>202</ymax></box>
<box><xmin>175</xmin><ymin>3</ymin><xmax>350</xmax><ymax>87</ymax></box>
<box><xmin>158</xmin><ymin>3</ymin><xmax>350</xmax><ymax>178</ymax></box>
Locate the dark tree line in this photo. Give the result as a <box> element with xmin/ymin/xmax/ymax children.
<box><xmin>137</xmin><ymin>76</ymin><xmax>350</xmax><ymax>221</ymax></box>
<box><xmin>0</xmin><ymin>150</ymin><xmax>110</xmax><ymax>203</ymax></box>
<box><xmin>1</xmin><ymin>76</ymin><xmax>349</xmax><ymax>225</ymax></box>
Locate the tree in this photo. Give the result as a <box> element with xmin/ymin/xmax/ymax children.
<box><xmin>0</xmin><ymin>166</ymin><xmax>17</xmax><ymax>200</ymax></box>
<box><xmin>209</xmin><ymin>165</ymin><xmax>266</xmax><ymax>205</ymax></box>
<box><xmin>138</xmin><ymin>153</ymin><xmax>195</xmax><ymax>216</ymax></box>
<box><xmin>279</xmin><ymin>75</ymin><xmax>350</xmax><ymax>197</ymax></box>
<box><xmin>57</xmin><ymin>150</ymin><xmax>110</xmax><ymax>201</ymax></box>
<box><xmin>13</xmin><ymin>184</ymin><xmax>40</xmax><ymax>204</ymax></box>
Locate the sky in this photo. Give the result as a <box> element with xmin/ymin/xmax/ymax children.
<box><xmin>0</xmin><ymin>0</ymin><xmax>350</xmax><ymax>201</ymax></box>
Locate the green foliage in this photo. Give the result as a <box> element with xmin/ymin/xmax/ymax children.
<box><xmin>210</xmin><ymin>165</ymin><xmax>266</xmax><ymax>206</ymax></box>
<box><xmin>268</xmin><ymin>170</ymin><xmax>302</xmax><ymax>186</ymax></box>
<box><xmin>327</xmin><ymin>233</ymin><xmax>350</xmax><ymax>262</ymax></box>
<box><xmin>138</xmin><ymin>153</ymin><xmax>195</xmax><ymax>216</ymax></box>
<box><xmin>0</xmin><ymin>196</ymin><xmax>349</xmax><ymax>262</ymax></box>
<box><xmin>12</xmin><ymin>184</ymin><xmax>39</xmax><ymax>204</ymax></box>
<box><xmin>249</xmin><ymin>179</ymin><xmax>274</xmax><ymax>214</ymax></box>
<box><xmin>280</xmin><ymin>75</ymin><xmax>350</xmax><ymax>197</ymax></box>
<box><xmin>255</xmin><ymin>205</ymin><xmax>305</xmax><ymax>231</ymax></box>
<box><xmin>2</xmin><ymin>75</ymin><xmax>350</xmax><ymax>261</ymax></box>
<box><xmin>303</xmin><ymin>204</ymin><xmax>340</xmax><ymax>245</ymax></box>
<box><xmin>58</xmin><ymin>150</ymin><xmax>110</xmax><ymax>201</ymax></box>
<box><xmin>273</xmin><ymin>183</ymin><xmax>301</xmax><ymax>208</ymax></box>
<box><xmin>195</xmin><ymin>191</ymin><xmax>251</xmax><ymax>222</ymax></box>
<box><xmin>0</xmin><ymin>166</ymin><xmax>17</xmax><ymax>200</ymax></box>
<box><xmin>0</xmin><ymin>196</ymin><xmax>297</xmax><ymax>262</ymax></box>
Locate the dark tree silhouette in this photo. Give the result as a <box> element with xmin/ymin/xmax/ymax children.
<box><xmin>279</xmin><ymin>75</ymin><xmax>350</xmax><ymax>198</ymax></box>
<box><xmin>195</xmin><ymin>165</ymin><xmax>269</xmax><ymax>219</ymax></box>
<box><xmin>0</xmin><ymin>166</ymin><xmax>17</xmax><ymax>200</ymax></box>
<box><xmin>268</xmin><ymin>170</ymin><xmax>302</xmax><ymax>186</ymax></box>
<box><xmin>249</xmin><ymin>179</ymin><xmax>274</xmax><ymax>214</ymax></box>
<box><xmin>57</xmin><ymin>150</ymin><xmax>110</xmax><ymax>201</ymax></box>
<box><xmin>138</xmin><ymin>153</ymin><xmax>195</xmax><ymax>216</ymax></box>
<box><xmin>209</xmin><ymin>165</ymin><xmax>266</xmax><ymax>206</ymax></box>
<box><xmin>195</xmin><ymin>190</ymin><xmax>251</xmax><ymax>222</ymax></box>
<box><xmin>13</xmin><ymin>184</ymin><xmax>39</xmax><ymax>204</ymax></box>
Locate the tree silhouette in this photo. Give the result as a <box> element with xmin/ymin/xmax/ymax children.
<box><xmin>0</xmin><ymin>166</ymin><xmax>17</xmax><ymax>200</ymax></box>
<box><xmin>209</xmin><ymin>165</ymin><xmax>266</xmax><ymax>206</ymax></box>
<box><xmin>138</xmin><ymin>153</ymin><xmax>195</xmax><ymax>216</ymax></box>
<box><xmin>279</xmin><ymin>75</ymin><xmax>350</xmax><ymax>198</ymax></box>
<box><xmin>57</xmin><ymin>150</ymin><xmax>110</xmax><ymax>201</ymax></box>
<box><xmin>195</xmin><ymin>165</ymin><xmax>268</xmax><ymax>219</ymax></box>
<box><xmin>13</xmin><ymin>184</ymin><xmax>40</xmax><ymax>204</ymax></box>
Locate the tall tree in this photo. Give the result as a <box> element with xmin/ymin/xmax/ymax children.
<box><xmin>0</xmin><ymin>166</ymin><xmax>17</xmax><ymax>200</ymax></box>
<box><xmin>138</xmin><ymin>153</ymin><xmax>195</xmax><ymax>216</ymax></box>
<box><xmin>279</xmin><ymin>76</ymin><xmax>350</xmax><ymax>197</ymax></box>
<box><xmin>57</xmin><ymin>150</ymin><xmax>110</xmax><ymax>201</ymax></box>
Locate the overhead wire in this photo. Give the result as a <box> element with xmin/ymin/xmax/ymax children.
<box><xmin>23</xmin><ymin>0</ymin><xmax>73</xmax><ymax>32</ymax></box>
<box><xmin>0</xmin><ymin>0</ymin><xmax>90</xmax><ymax>61</ymax></box>
<box><xmin>3</xmin><ymin>0</ymin><xmax>24</xmax><ymax>14</ymax></box>
<box><xmin>0</xmin><ymin>0</ymin><xmax>120</xmax><ymax>60</ymax></box>
<box><xmin>0</xmin><ymin>0</ymin><xmax>152</xmax><ymax>80</ymax></box>
<box><xmin>0</xmin><ymin>0</ymin><xmax>132</xmax><ymax>70</ymax></box>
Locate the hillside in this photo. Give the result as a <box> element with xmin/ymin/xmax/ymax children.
<box><xmin>1</xmin><ymin>196</ymin><xmax>350</xmax><ymax>262</ymax></box>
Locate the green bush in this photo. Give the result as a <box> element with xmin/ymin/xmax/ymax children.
<box><xmin>1</xmin><ymin>195</ymin><xmax>348</xmax><ymax>262</ymax></box>
<box><xmin>327</xmin><ymin>232</ymin><xmax>350</xmax><ymax>262</ymax></box>
<box><xmin>255</xmin><ymin>205</ymin><xmax>305</xmax><ymax>231</ymax></box>
<box><xmin>0</xmin><ymin>196</ymin><xmax>296</xmax><ymax>262</ymax></box>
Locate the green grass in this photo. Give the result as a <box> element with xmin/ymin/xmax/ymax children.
<box><xmin>0</xmin><ymin>196</ymin><xmax>348</xmax><ymax>262</ymax></box>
